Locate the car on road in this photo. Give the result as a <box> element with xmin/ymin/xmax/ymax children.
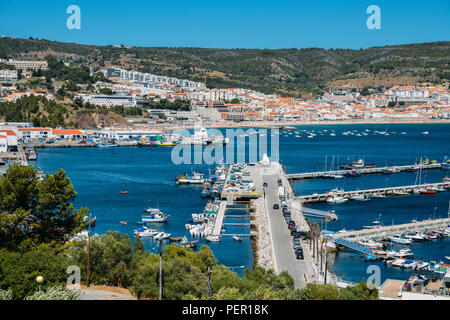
<box><xmin>263</xmin><ymin>182</ymin><xmax>268</xmax><ymax>187</ymax></box>
<box><xmin>295</xmin><ymin>248</ymin><xmax>304</xmax><ymax>259</ymax></box>
<box><xmin>273</xmin><ymin>204</ymin><xmax>279</xmax><ymax>210</ymax></box>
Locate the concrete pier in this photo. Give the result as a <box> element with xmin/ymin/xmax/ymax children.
<box><xmin>331</xmin><ymin>217</ymin><xmax>450</xmax><ymax>241</ymax></box>
<box><xmin>286</xmin><ymin>163</ymin><xmax>442</xmax><ymax>180</ymax></box>
<box><xmin>296</xmin><ymin>182</ymin><xmax>450</xmax><ymax>204</ymax></box>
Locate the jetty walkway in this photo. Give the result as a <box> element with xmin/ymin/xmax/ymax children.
<box><xmin>286</xmin><ymin>163</ymin><xmax>442</xmax><ymax>180</ymax></box>
<box><xmin>301</xmin><ymin>207</ymin><xmax>338</xmax><ymax>221</ymax></box>
<box><xmin>210</xmin><ymin>201</ymin><xmax>227</xmax><ymax>236</ymax></box>
<box><xmin>296</xmin><ymin>182</ymin><xmax>450</xmax><ymax>204</ymax></box>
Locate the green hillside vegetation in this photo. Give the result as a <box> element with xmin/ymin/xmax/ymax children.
<box><xmin>1</xmin><ymin>37</ymin><xmax>449</xmax><ymax>96</ymax></box>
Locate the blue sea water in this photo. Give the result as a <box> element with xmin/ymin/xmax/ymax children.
<box><xmin>35</xmin><ymin>123</ymin><xmax>450</xmax><ymax>282</ymax></box>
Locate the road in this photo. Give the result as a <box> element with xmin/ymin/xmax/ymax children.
<box><xmin>261</xmin><ymin>164</ymin><xmax>308</xmax><ymax>288</ymax></box>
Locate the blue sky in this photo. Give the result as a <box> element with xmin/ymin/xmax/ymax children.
<box><xmin>0</xmin><ymin>0</ymin><xmax>449</xmax><ymax>49</ymax></box>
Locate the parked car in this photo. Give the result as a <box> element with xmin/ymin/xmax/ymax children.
<box><xmin>273</xmin><ymin>203</ymin><xmax>279</xmax><ymax>210</ymax></box>
<box><xmin>263</xmin><ymin>182</ymin><xmax>268</xmax><ymax>187</ymax></box>
<box><xmin>295</xmin><ymin>248</ymin><xmax>304</xmax><ymax>259</ymax></box>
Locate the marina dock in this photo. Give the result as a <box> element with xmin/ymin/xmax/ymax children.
<box><xmin>330</xmin><ymin>217</ymin><xmax>450</xmax><ymax>241</ymax></box>
<box><xmin>296</xmin><ymin>182</ymin><xmax>450</xmax><ymax>204</ymax></box>
<box><xmin>286</xmin><ymin>163</ymin><xmax>442</xmax><ymax>180</ymax></box>
<box><xmin>210</xmin><ymin>201</ymin><xmax>227</xmax><ymax>236</ymax></box>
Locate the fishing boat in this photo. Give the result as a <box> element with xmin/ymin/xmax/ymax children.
<box><xmin>175</xmin><ymin>172</ymin><xmax>206</xmax><ymax>184</ymax></box>
<box><xmin>418</xmin><ymin>189</ymin><xmax>437</xmax><ymax>194</ymax></box>
<box><xmin>169</xmin><ymin>236</ymin><xmax>184</xmax><ymax>242</ymax></box>
<box><xmin>159</xmin><ymin>141</ymin><xmax>178</xmax><ymax>146</ymax></box>
<box><xmin>120</xmin><ymin>191</ymin><xmax>128</xmax><ymax>194</ymax></box>
<box><xmin>389</xmin><ymin>234</ymin><xmax>412</xmax><ymax>245</ymax></box>
<box><xmin>351</xmin><ymin>159</ymin><xmax>365</xmax><ymax>168</ymax></box>
<box><xmin>120</xmin><ymin>221</ymin><xmax>128</xmax><ymax>225</ymax></box>
<box><xmin>174</xmin><ymin>237</ymin><xmax>199</xmax><ymax>248</ymax></box>
<box><xmin>141</xmin><ymin>209</ymin><xmax>169</xmax><ymax>223</ymax></box>
<box><xmin>443</xmin><ymin>177</ymin><xmax>450</xmax><ymax>181</ymax></box>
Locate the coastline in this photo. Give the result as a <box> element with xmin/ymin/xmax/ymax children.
<box><xmin>152</xmin><ymin>118</ymin><xmax>450</xmax><ymax>132</ymax></box>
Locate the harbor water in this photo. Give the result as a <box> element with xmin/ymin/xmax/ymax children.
<box><xmin>35</xmin><ymin>123</ymin><xmax>450</xmax><ymax>282</ymax></box>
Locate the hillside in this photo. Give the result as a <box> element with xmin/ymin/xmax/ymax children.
<box><xmin>0</xmin><ymin>37</ymin><xmax>449</xmax><ymax>97</ymax></box>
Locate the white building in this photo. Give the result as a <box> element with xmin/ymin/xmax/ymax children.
<box><xmin>0</xmin><ymin>59</ymin><xmax>48</xmax><ymax>71</ymax></box>
<box><xmin>76</xmin><ymin>94</ymin><xmax>136</xmax><ymax>107</ymax></box>
<box><xmin>17</xmin><ymin>128</ymin><xmax>52</xmax><ymax>141</ymax></box>
<box><xmin>0</xmin><ymin>69</ymin><xmax>18</xmax><ymax>82</ymax></box>
<box><xmin>0</xmin><ymin>135</ymin><xmax>7</xmax><ymax>152</ymax></box>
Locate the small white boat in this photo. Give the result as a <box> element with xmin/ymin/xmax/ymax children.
<box><xmin>350</xmin><ymin>194</ymin><xmax>368</xmax><ymax>201</ymax></box>
<box><xmin>445</xmin><ymin>256</ymin><xmax>450</xmax><ymax>260</ymax></box>
<box><xmin>134</xmin><ymin>227</ymin><xmax>158</xmax><ymax>237</ymax></box>
<box><xmin>154</xmin><ymin>232</ymin><xmax>171</xmax><ymax>240</ymax></box>
<box><xmin>205</xmin><ymin>235</ymin><xmax>221</xmax><ymax>242</ymax></box>
<box><xmin>233</xmin><ymin>236</ymin><xmax>243</xmax><ymax>241</ymax></box>
<box><xmin>326</xmin><ymin>195</ymin><xmax>348</xmax><ymax>204</ymax></box>
<box><xmin>389</xmin><ymin>235</ymin><xmax>413</xmax><ymax>245</ymax></box>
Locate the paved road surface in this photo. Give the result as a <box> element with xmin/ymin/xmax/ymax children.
<box><xmin>81</xmin><ymin>289</ymin><xmax>136</xmax><ymax>300</ymax></box>
<box><xmin>261</xmin><ymin>165</ymin><xmax>308</xmax><ymax>288</ymax></box>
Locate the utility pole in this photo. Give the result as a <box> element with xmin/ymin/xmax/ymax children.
<box><xmin>159</xmin><ymin>239</ymin><xmax>163</xmax><ymax>300</ymax></box>
<box><xmin>207</xmin><ymin>267</ymin><xmax>211</xmax><ymax>299</ymax></box>
<box><xmin>86</xmin><ymin>212</ymin><xmax>91</xmax><ymax>287</ymax></box>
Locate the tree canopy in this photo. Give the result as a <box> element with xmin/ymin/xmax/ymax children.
<box><xmin>0</xmin><ymin>164</ymin><xmax>87</xmax><ymax>251</ymax></box>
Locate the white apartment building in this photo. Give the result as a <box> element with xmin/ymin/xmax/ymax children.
<box><xmin>0</xmin><ymin>59</ymin><xmax>48</xmax><ymax>71</ymax></box>
<box><xmin>0</xmin><ymin>135</ymin><xmax>7</xmax><ymax>152</ymax></box>
<box><xmin>0</xmin><ymin>69</ymin><xmax>18</xmax><ymax>82</ymax></box>
<box><xmin>76</xmin><ymin>94</ymin><xmax>136</xmax><ymax>107</ymax></box>
<box><xmin>386</xmin><ymin>87</ymin><xmax>430</xmax><ymax>102</ymax></box>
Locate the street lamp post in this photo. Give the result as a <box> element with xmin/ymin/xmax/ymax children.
<box><xmin>36</xmin><ymin>275</ymin><xmax>44</xmax><ymax>292</ymax></box>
